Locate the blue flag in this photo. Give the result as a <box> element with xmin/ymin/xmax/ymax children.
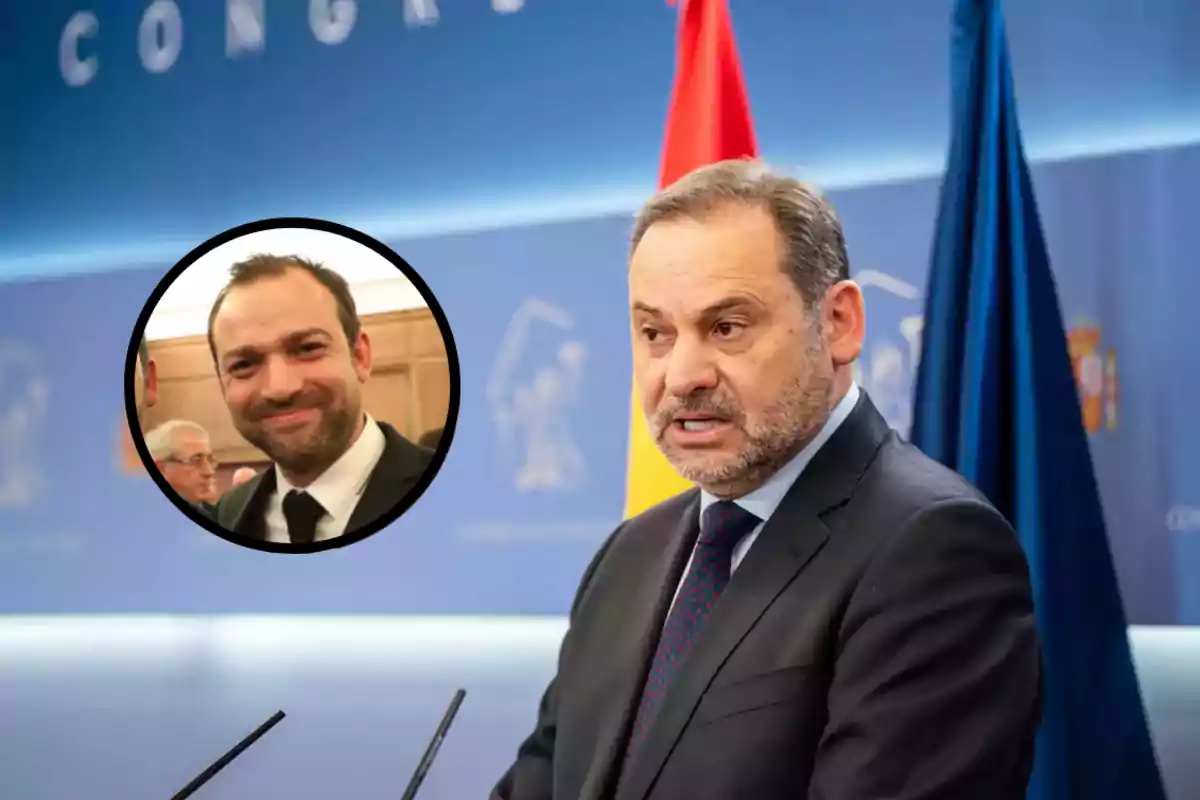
<box><xmin>910</xmin><ymin>1</ymin><xmax>1167</xmax><ymax>798</ymax></box>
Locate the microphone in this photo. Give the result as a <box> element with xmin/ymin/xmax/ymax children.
<box><xmin>400</xmin><ymin>689</ymin><xmax>467</xmax><ymax>800</ymax></box>
<box><xmin>170</xmin><ymin>710</ymin><xmax>286</xmax><ymax>799</ymax></box>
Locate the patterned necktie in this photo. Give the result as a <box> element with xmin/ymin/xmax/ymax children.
<box><xmin>282</xmin><ymin>490</ymin><xmax>325</xmax><ymax>544</ymax></box>
<box><xmin>621</xmin><ymin>500</ymin><xmax>762</xmax><ymax>773</ymax></box>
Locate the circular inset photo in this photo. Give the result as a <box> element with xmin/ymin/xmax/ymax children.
<box><xmin>125</xmin><ymin>218</ymin><xmax>459</xmax><ymax>554</ymax></box>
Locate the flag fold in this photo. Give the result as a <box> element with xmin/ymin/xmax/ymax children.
<box><xmin>911</xmin><ymin>2</ymin><xmax>1167</xmax><ymax>797</ymax></box>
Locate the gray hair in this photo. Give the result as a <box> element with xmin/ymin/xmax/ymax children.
<box><xmin>144</xmin><ymin>420</ymin><xmax>209</xmax><ymax>461</ymax></box>
<box><xmin>630</xmin><ymin>158</ymin><xmax>850</xmax><ymax>307</ymax></box>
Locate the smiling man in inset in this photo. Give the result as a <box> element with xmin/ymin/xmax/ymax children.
<box><xmin>203</xmin><ymin>254</ymin><xmax>433</xmax><ymax>546</ymax></box>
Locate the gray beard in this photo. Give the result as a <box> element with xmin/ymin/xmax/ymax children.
<box><xmin>659</xmin><ymin>334</ymin><xmax>836</xmax><ymax>499</ymax></box>
<box><xmin>244</xmin><ymin>405</ymin><xmax>359</xmax><ymax>479</ymax></box>
<box><xmin>672</xmin><ymin>370</ymin><xmax>834</xmax><ymax>499</ymax></box>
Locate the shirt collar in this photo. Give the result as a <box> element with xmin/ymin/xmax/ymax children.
<box><xmin>275</xmin><ymin>414</ymin><xmax>386</xmax><ymax>515</ymax></box>
<box><xmin>700</xmin><ymin>382</ymin><xmax>861</xmax><ymax>522</ymax></box>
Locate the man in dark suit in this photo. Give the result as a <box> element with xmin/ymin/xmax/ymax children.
<box><xmin>202</xmin><ymin>254</ymin><xmax>432</xmax><ymax>545</ymax></box>
<box><xmin>492</xmin><ymin>159</ymin><xmax>1041</xmax><ymax>800</ymax></box>
<box><xmin>133</xmin><ymin>336</ymin><xmax>158</xmax><ymax>421</ymax></box>
<box><xmin>123</xmin><ymin>336</ymin><xmax>158</xmax><ymax>465</ymax></box>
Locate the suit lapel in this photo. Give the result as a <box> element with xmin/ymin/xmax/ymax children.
<box><xmin>228</xmin><ymin>470</ymin><xmax>276</xmax><ymax>539</ymax></box>
<box><xmin>577</xmin><ymin>493</ymin><xmax>702</xmax><ymax>800</ymax></box>
<box><xmin>346</xmin><ymin>434</ymin><xmax>404</xmax><ymax>532</ymax></box>
<box><xmin>345</xmin><ymin>422</ymin><xmax>429</xmax><ymax>532</ymax></box>
<box><xmin>614</xmin><ymin>511</ymin><xmax>831</xmax><ymax>800</ymax></box>
<box><xmin>616</xmin><ymin>394</ymin><xmax>892</xmax><ymax>800</ymax></box>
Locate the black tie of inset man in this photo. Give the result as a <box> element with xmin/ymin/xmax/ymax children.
<box><xmin>282</xmin><ymin>490</ymin><xmax>326</xmax><ymax>544</ymax></box>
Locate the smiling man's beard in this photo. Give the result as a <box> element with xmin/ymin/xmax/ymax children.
<box><xmin>650</xmin><ymin>346</ymin><xmax>835</xmax><ymax>499</ymax></box>
<box><xmin>236</xmin><ymin>388</ymin><xmax>360</xmax><ymax>480</ymax></box>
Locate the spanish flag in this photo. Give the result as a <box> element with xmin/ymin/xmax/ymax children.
<box><xmin>624</xmin><ymin>0</ymin><xmax>759</xmax><ymax>518</ymax></box>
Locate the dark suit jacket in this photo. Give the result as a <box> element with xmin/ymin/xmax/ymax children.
<box><xmin>492</xmin><ymin>393</ymin><xmax>1042</xmax><ymax>800</ymax></box>
<box><xmin>207</xmin><ymin>420</ymin><xmax>433</xmax><ymax>540</ymax></box>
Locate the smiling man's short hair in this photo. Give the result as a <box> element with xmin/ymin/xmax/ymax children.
<box><xmin>206</xmin><ymin>254</ymin><xmax>361</xmax><ymax>365</ymax></box>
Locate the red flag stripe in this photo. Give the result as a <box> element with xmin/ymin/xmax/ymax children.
<box><xmin>658</xmin><ymin>0</ymin><xmax>758</xmax><ymax>189</ymax></box>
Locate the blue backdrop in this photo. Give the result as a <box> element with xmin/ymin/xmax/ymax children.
<box><xmin>0</xmin><ymin>143</ymin><xmax>1195</xmax><ymax>624</ymax></box>
<box><xmin>3</xmin><ymin>3</ymin><xmax>1198</xmax><ymax>799</ymax></box>
<box><xmin>3</xmin><ymin>0</ymin><xmax>1199</xmax><ymax>275</ymax></box>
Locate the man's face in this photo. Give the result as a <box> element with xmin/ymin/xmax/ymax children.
<box><xmin>211</xmin><ymin>268</ymin><xmax>371</xmax><ymax>482</ymax></box>
<box><xmin>629</xmin><ymin>204</ymin><xmax>835</xmax><ymax>497</ymax></box>
<box><xmin>159</xmin><ymin>429</ymin><xmax>218</xmax><ymax>504</ymax></box>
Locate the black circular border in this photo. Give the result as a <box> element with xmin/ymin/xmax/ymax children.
<box><xmin>124</xmin><ymin>216</ymin><xmax>461</xmax><ymax>555</ymax></box>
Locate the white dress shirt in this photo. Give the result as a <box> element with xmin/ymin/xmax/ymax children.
<box><xmin>263</xmin><ymin>414</ymin><xmax>387</xmax><ymax>544</ymax></box>
<box><xmin>669</xmin><ymin>382</ymin><xmax>862</xmax><ymax>609</ymax></box>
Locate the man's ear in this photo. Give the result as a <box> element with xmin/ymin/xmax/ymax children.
<box><xmin>353</xmin><ymin>330</ymin><xmax>373</xmax><ymax>382</ymax></box>
<box><xmin>820</xmin><ymin>280</ymin><xmax>866</xmax><ymax>367</ymax></box>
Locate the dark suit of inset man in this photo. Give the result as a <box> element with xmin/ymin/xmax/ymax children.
<box><xmin>210</xmin><ymin>419</ymin><xmax>432</xmax><ymax>541</ymax></box>
<box><xmin>492</xmin><ymin>392</ymin><xmax>1042</xmax><ymax>800</ymax></box>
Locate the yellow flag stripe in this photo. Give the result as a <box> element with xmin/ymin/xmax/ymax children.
<box><xmin>623</xmin><ymin>379</ymin><xmax>694</xmax><ymax>518</ymax></box>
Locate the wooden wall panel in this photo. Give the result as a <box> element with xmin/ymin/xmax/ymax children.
<box><xmin>413</xmin><ymin>360</ymin><xmax>452</xmax><ymax>435</ymax></box>
<box><xmin>138</xmin><ymin>308</ymin><xmax>450</xmax><ymax>466</ymax></box>
<box><xmin>361</xmin><ymin>366</ymin><xmax>415</xmax><ymax>437</ymax></box>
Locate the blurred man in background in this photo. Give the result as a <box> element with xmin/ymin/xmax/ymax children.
<box><xmin>121</xmin><ymin>336</ymin><xmax>159</xmax><ymax>473</ymax></box>
<box><xmin>133</xmin><ymin>337</ymin><xmax>158</xmax><ymax>420</ymax></box>
<box><xmin>203</xmin><ymin>254</ymin><xmax>433</xmax><ymax>546</ymax></box>
<box><xmin>144</xmin><ymin>420</ymin><xmax>219</xmax><ymax>505</ymax></box>
<box><xmin>493</xmin><ymin>159</ymin><xmax>1040</xmax><ymax>800</ymax></box>
<box><xmin>231</xmin><ymin>466</ymin><xmax>258</xmax><ymax>487</ymax></box>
